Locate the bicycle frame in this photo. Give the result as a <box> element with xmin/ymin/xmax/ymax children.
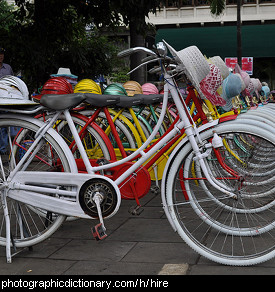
<box><xmin>59</xmin><ymin>72</ymin><xmax>238</xmax><ymax>201</ymax></box>
<box><xmin>0</xmin><ymin>47</ymin><xmax>251</xmax><ymax>264</ymax></box>
<box><xmin>3</xmin><ymin>71</ymin><xmax>239</xmax><ymax>222</ymax></box>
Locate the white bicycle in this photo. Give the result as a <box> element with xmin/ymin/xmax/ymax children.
<box><xmin>0</xmin><ymin>41</ymin><xmax>275</xmax><ymax>266</ymax></box>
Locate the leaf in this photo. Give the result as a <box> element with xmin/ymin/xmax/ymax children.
<box><xmin>208</xmin><ymin>0</ymin><xmax>226</xmax><ymax>16</ymax></box>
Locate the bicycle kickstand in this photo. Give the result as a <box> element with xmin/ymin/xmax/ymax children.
<box><xmin>1</xmin><ymin>188</ymin><xmax>12</xmax><ymax>263</ymax></box>
<box><xmin>128</xmin><ymin>179</ymin><xmax>144</xmax><ymax>216</ymax></box>
<box><xmin>91</xmin><ymin>194</ymin><xmax>107</xmax><ymax>241</ymax></box>
<box><xmin>151</xmin><ymin>164</ymin><xmax>160</xmax><ymax>194</ymax></box>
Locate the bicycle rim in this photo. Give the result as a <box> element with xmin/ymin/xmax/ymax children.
<box><xmin>165</xmin><ymin>123</ymin><xmax>275</xmax><ymax>266</ymax></box>
<box><xmin>0</xmin><ymin>117</ymin><xmax>74</xmax><ymax>248</ymax></box>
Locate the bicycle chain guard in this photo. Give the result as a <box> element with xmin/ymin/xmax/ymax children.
<box><xmin>78</xmin><ymin>178</ymin><xmax>119</xmax><ymax>219</ymax></box>
<box><xmin>112</xmin><ymin>163</ymin><xmax>151</xmax><ymax>202</ymax></box>
<box><xmin>76</xmin><ymin>159</ymin><xmax>151</xmax><ymax>203</ymax></box>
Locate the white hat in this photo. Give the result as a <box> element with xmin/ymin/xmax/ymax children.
<box><xmin>0</xmin><ymin>97</ymin><xmax>38</xmax><ymax>105</ymax></box>
<box><xmin>0</xmin><ymin>75</ymin><xmax>29</xmax><ymax>100</ymax></box>
<box><xmin>209</xmin><ymin>56</ymin><xmax>230</xmax><ymax>80</ymax></box>
<box><xmin>163</xmin><ymin>40</ymin><xmax>210</xmax><ymax>98</ymax></box>
<box><xmin>57</xmin><ymin>68</ymin><xmax>72</xmax><ymax>75</ymax></box>
<box><xmin>51</xmin><ymin>67</ymin><xmax>78</xmax><ymax>79</ymax></box>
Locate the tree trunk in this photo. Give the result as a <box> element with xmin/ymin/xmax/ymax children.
<box><xmin>129</xmin><ymin>19</ymin><xmax>146</xmax><ymax>84</ymax></box>
<box><xmin>237</xmin><ymin>0</ymin><xmax>242</xmax><ymax>68</ymax></box>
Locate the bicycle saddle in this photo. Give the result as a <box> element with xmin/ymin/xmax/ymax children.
<box><xmin>84</xmin><ymin>93</ymin><xmax>120</xmax><ymax>107</ymax></box>
<box><xmin>40</xmin><ymin>93</ymin><xmax>86</xmax><ymax>110</ymax></box>
<box><xmin>134</xmin><ymin>94</ymin><xmax>163</xmax><ymax>105</ymax></box>
<box><xmin>116</xmin><ymin>95</ymin><xmax>144</xmax><ymax>108</ymax></box>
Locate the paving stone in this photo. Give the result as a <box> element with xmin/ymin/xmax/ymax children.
<box><xmin>121</xmin><ymin>242</ymin><xmax>198</xmax><ymax>265</ymax></box>
<box><xmin>158</xmin><ymin>263</ymin><xmax>189</xmax><ymax>275</ymax></box>
<box><xmin>49</xmin><ymin>239</ymin><xmax>136</xmax><ymax>262</ymax></box>
<box><xmin>0</xmin><ymin>258</ymin><xmax>75</xmax><ymax>275</ymax></box>
<box><xmin>64</xmin><ymin>261</ymin><xmax>164</xmax><ymax>275</ymax></box>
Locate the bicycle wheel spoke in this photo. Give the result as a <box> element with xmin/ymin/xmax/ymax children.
<box><xmin>165</xmin><ymin>126</ymin><xmax>275</xmax><ymax>265</ymax></box>
<box><xmin>0</xmin><ymin>118</ymin><xmax>74</xmax><ymax>250</ymax></box>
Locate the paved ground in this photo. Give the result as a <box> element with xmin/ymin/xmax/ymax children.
<box><xmin>1</xmin><ymin>190</ymin><xmax>275</xmax><ymax>276</ymax></box>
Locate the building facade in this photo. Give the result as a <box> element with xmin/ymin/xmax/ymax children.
<box><xmin>147</xmin><ymin>0</ymin><xmax>275</xmax><ymax>86</ymax></box>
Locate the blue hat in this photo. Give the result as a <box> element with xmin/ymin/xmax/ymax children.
<box><xmin>260</xmin><ymin>85</ymin><xmax>270</xmax><ymax>98</ymax></box>
<box><xmin>221</xmin><ymin>73</ymin><xmax>242</xmax><ymax>112</ymax></box>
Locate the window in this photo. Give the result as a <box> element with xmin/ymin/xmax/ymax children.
<box><xmin>259</xmin><ymin>0</ymin><xmax>275</xmax><ymax>3</ymax></box>
<box><xmin>162</xmin><ymin>0</ymin><xmax>194</xmax><ymax>7</ymax></box>
<box><xmin>195</xmin><ymin>0</ymin><xmax>209</xmax><ymax>5</ymax></box>
<box><xmin>162</xmin><ymin>0</ymin><xmax>259</xmax><ymax>7</ymax></box>
<box><xmin>226</xmin><ymin>0</ymin><xmax>256</xmax><ymax>4</ymax></box>
<box><xmin>163</xmin><ymin>0</ymin><xmax>182</xmax><ymax>7</ymax></box>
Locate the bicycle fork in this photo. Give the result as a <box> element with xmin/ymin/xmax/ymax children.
<box><xmin>167</xmin><ymin>77</ymin><xmax>238</xmax><ymax>199</ymax></box>
<box><xmin>185</xmin><ymin>125</ymin><xmax>238</xmax><ymax>199</ymax></box>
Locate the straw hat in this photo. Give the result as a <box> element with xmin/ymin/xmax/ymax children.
<box><xmin>234</xmin><ymin>64</ymin><xmax>250</xmax><ymax>88</ymax></box>
<box><xmin>251</xmin><ymin>78</ymin><xmax>262</xmax><ymax>98</ymax></box>
<box><xmin>0</xmin><ymin>75</ymin><xmax>29</xmax><ymax>100</ymax></box>
<box><xmin>261</xmin><ymin>85</ymin><xmax>270</xmax><ymax>98</ymax></box>
<box><xmin>209</xmin><ymin>56</ymin><xmax>230</xmax><ymax>80</ymax></box>
<box><xmin>163</xmin><ymin>41</ymin><xmax>210</xmax><ymax>98</ymax></box>
<box><xmin>51</xmin><ymin>67</ymin><xmax>77</xmax><ymax>78</ymax></box>
<box><xmin>142</xmin><ymin>83</ymin><xmax>159</xmax><ymax>95</ymax></box>
<box><xmin>199</xmin><ymin>64</ymin><xmax>226</xmax><ymax>106</ymax></box>
<box><xmin>123</xmin><ymin>81</ymin><xmax>142</xmax><ymax>96</ymax></box>
<box><xmin>235</xmin><ymin>73</ymin><xmax>246</xmax><ymax>91</ymax></box>
<box><xmin>221</xmin><ymin>73</ymin><xmax>242</xmax><ymax>112</ymax></box>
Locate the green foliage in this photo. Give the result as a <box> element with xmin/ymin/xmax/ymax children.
<box><xmin>0</xmin><ymin>0</ymin><xmax>165</xmax><ymax>90</ymax></box>
<box><xmin>207</xmin><ymin>0</ymin><xmax>226</xmax><ymax>16</ymax></box>
<box><xmin>110</xmin><ymin>0</ymin><xmax>161</xmax><ymax>34</ymax></box>
<box><xmin>0</xmin><ymin>1</ymin><xmax>16</xmax><ymax>32</ymax></box>
<box><xmin>109</xmin><ymin>67</ymin><xmax>130</xmax><ymax>83</ymax></box>
<box><xmin>1</xmin><ymin>1</ymin><xmax>121</xmax><ymax>91</ymax></box>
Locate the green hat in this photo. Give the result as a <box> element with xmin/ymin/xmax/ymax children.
<box><xmin>104</xmin><ymin>83</ymin><xmax>128</xmax><ymax>96</ymax></box>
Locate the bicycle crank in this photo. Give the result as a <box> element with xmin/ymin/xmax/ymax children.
<box><xmin>78</xmin><ymin>177</ymin><xmax>121</xmax><ymax>240</ymax></box>
<box><xmin>78</xmin><ymin>178</ymin><xmax>119</xmax><ymax>219</ymax></box>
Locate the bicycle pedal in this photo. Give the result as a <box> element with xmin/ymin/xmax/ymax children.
<box><xmin>129</xmin><ymin>205</ymin><xmax>144</xmax><ymax>216</ymax></box>
<box><xmin>91</xmin><ymin>223</ymin><xmax>107</xmax><ymax>241</ymax></box>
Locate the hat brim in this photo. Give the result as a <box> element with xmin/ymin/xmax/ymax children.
<box><xmin>222</xmin><ymin>99</ymin><xmax>233</xmax><ymax>112</ymax></box>
<box><xmin>221</xmin><ymin>84</ymin><xmax>235</xmax><ymax>111</ymax></box>
<box><xmin>0</xmin><ymin>98</ymin><xmax>38</xmax><ymax>105</ymax></box>
<box><xmin>163</xmin><ymin>40</ymin><xmax>209</xmax><ymax>99</ymax></box>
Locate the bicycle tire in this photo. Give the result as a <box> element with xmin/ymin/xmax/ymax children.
<box><xmin>0</xmin><ymin>115</ymin><xmax>77</xmax><ymax>248</ymax></box>
<box><xmin>165</xmin><ymin>122</ymin><xmax>275</xmax><ymax>266</ymax></box>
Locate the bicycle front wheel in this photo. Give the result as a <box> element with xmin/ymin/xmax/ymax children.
<box><xmin>165</xmin><ymin>122</ymin><xmax>275</xmax><ymax>266</ymax></box>
<box><xmin>0</xmin><ymin>115</ymin><xmax>76</xmax><ymax>249</ymax></box>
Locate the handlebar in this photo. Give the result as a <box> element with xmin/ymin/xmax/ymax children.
<box><xmin>117</xmin><ymin>42</ymin><xmax>179</xmax><ymax>75</ymax></box>
<box><xmin>117</xmin><ymin>47</ymin><xmax>157</xmax><ymax>58</ymax></box>
<box><xmin>127</xmin><ymin>58</ymin><xmax>162</xmax><ymax>75</ymax></box>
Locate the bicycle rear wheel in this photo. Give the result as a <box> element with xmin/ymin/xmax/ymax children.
<box><xmin>165</xmin><ymin>122</ymin><xmax>275</xmax><ymax>266</ymax></box>
<box><xmin>0</xmin><ymin>115</ymin><xmax>76</xmax><ymax>248</ymax></box>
